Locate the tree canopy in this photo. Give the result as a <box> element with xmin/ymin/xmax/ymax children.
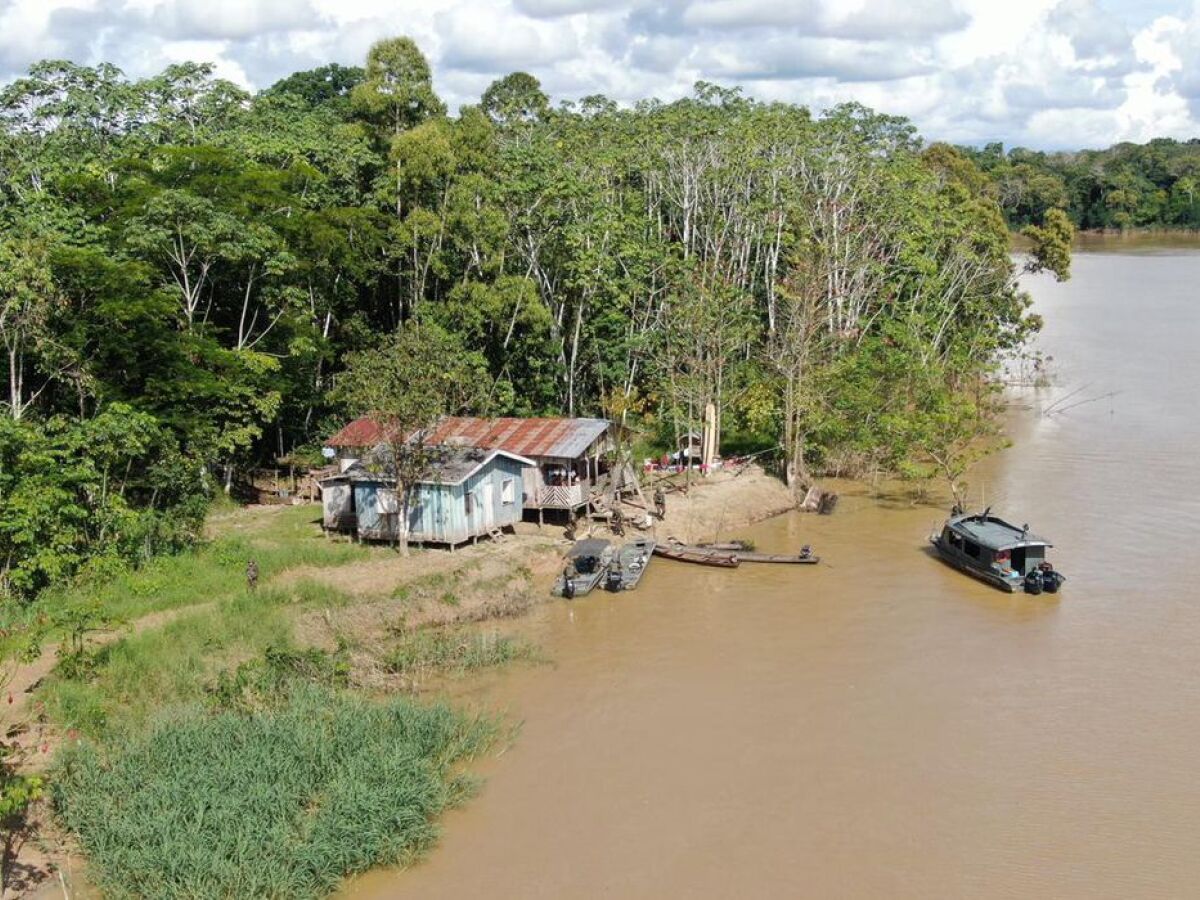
<box><xmin>964</xmin><ymin>138</ymin><xmax>1200</xmax><ymax>230</ymax></box>
<box><xmin>0</xmin><ymin>37</ymin><xmax>1064</xmax><ymax>606</ymax></box>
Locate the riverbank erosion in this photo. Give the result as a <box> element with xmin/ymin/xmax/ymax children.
<box><xmin>2</xmin><ymin>464</ymin><xmax>799</xmax><ymax>898</ymax></box>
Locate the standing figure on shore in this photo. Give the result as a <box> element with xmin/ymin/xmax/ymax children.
<box><xmin>611</xmin><ymin>506</ymin><xmax>625</xmax><ymax>537</ymax></box>
<box><xmin>654</xmin><ymin>487</ymin><xmax>666</xmax><ymax>520</ymax></box>
<box><xmin>246</xmin><ymin>559</ymin><xmax>259</xmax><ymax>592</ymax></box>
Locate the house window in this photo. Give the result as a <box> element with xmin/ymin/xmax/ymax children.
<box><xmin>501</xmin><ymin>478</ymin><xmax>515</xmax><ymax>505</ymax></box>
<box><xmin>465</xmin><ymin>491</ymin><xmax>475</xmax><ymax>516</ymax></box>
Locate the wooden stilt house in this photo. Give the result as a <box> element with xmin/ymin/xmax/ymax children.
<box><xmin>324</xmin><ymin>416</ymin><xmax>621</xmax><ymax>522</ymax></box>
<box><xmin>319</xmin><ymin>444</ymin><xmax>534</xmax><ymax>546</ymax></box>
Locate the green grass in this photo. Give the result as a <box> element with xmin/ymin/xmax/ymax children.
<box><xmin>15</xmin><ymin>502</ymin><xmax>538</xmax><ymax>897</ymax></box>
<box><xmin>40</xmin><ymin>580</ymin><xmax>352</xmax><ymax>739</ymax></box>
<box><xmin>52</xmin><ymin>687</ymin><xmax>497</xmax><ymax>900</ymax></box>
<box><xmin>384</xmin><ymin>627</ymin><xmax>536</xmax><ymax>679</ymax></box>
<box><xmin>0</xmin><ymin>506</ymin><xmax>372</xmax><ymax>645</ymax></box>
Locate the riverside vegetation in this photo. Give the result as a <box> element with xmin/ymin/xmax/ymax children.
<box><xmin>1</xmin><ymin>33</ymin><xmax>1075</xmax><ymax>897</ymax></box>
<box><xmin>2</xmin><ymin>503</ymin><xmax>542</xmax><ymax>896</ymax></box>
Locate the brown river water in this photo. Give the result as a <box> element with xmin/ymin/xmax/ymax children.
<box><xmin>343</xmin><ymin>239</ymin><xmax>1200</xmax><ymax>899</ymax></box>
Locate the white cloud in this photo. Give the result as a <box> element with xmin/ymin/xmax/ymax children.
<box><xmin>0</xmin><ymin>0</ymin><xmax>1195</xmax><ymax>149</ymax></box>
<box><xmin>150</xmin><ymin>0</ymin><xmax>324</xmax><ymax>41</ymax></box>
<box><xmin>434</xmin><ymin>4</ymin><xmax>579</xmax><ymax>73</ymax></box>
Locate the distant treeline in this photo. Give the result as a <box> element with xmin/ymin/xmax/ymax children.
<box><xmin>0</xmin><ymin>39</ymin><xmax>1069</xmax><ymax>602</ymax></box>
<box><xmin>964</xmin><ymin>139</ymin><xmax>1200</xmax><ymax>231</ymax></box>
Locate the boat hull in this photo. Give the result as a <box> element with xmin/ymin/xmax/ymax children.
<box><xmin>552</xmin><ymin>569</ymin><xmax>605</xmax><ymax>598</ymax></box>
<box><xmin>606</xmin><ymin>540</ymin><xmax>656</xmax><ymax>591</ymax></box>
<box><xmin>695</xmin><ymin>541</ymin><xmax>819</xmax><ymax>564</ymax></box>
<box><xmin>653</xmin><ymin>545</ymin><xmax>739</xmax><ymax>567</ymax></box>
<box><xmin>930</xmin><ymin>538</ymin><xmax>1022</xmax><ymax>593</ymax></box>
<box><xmin>736</xmin><ymin>552</ymin><xmax>819</xmax><ymax>565</ymax></box>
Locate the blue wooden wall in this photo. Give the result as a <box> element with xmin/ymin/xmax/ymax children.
<box><xmin>352</xmin><ymin>454</ymin><xmax>526</xmax><ymax>545</ymax></box>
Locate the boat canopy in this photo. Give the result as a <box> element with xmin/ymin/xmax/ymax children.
<box><xmin>567</xmin><ymin>539</ymin><xmax>610</xmax><ymax>560</ymax></box>
<box><xmin>949</xmin><ymin>514</ymin><xmax>1052</xmax><ymax>551</ymax></box>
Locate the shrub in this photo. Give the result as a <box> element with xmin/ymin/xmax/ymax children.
<box><xmin>52</xmin><ymin>687</ymin><xmax>495</xmax><ymax>899</ymax></box>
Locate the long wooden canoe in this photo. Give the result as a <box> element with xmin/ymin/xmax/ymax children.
<box><xmin>653</xmin><ymin>544</ymin><xmax>740</xmax><ymax>568</ymax></box>
<box><xmin>688</xmin><ymin>540</ymin><xmax>819</xmax><ymax>565</ymax></box>
<box><xmin>735</xmin><ymin>550</ymin><xmax>819</xmax><ymax>565</ymax></box>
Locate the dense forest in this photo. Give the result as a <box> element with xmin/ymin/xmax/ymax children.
<box><xmin>967</xmin><ymin>138</ymin><xmax>1200</xmax><ymax>230</ymax></box>
<box><xmin>0</xmin><ymin>37</ymin><xmax>1070</xmax><ymax>605</ymax></box>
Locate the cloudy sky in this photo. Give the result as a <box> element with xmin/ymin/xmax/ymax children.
<box><xmin>2</xmin><ymin>0</ymin><xmax>1199</xmax><ymax>149</ymax></box>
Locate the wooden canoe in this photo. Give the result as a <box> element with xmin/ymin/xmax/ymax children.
<box><xmin>696</xmin><ymin>540</ymin><xmax>753</xmax><ymax>552</ymax></box>
<box><xmin>735</xmin><ymin>551</ymin><xmax>819</xmax><ymax>565</ymax></box>
<box><xmin>688</xmin><ymin>540</ymin><xmax>819</xmax><ymax>565</ymax></box>
<box><xmin>653</xmin><ymin>544</ymin><xmax>740</xmax><ymax>568</ymax></box>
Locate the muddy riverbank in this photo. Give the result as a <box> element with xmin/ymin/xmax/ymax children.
<box><xmin>340</xmin><ymin>238</ymin><xmax>1200</xmax><ymax>899</ymax></box>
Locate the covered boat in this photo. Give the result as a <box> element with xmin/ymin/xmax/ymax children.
<box><xmin>605</xmin><ymin>539</ymin><xmax>656</xmax><ymax>592</ymax></box>
<box><xmin>930</xmin><ymin>508</ymin><xmax>1065</xmax><ymax>594</ymax></box>
<box><xmin>552</xmin><ymin>538</ymin><xmax>613</xmax><ymax>598</ymax></box>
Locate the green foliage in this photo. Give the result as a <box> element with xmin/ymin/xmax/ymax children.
<box><xmin>480</xmin><ymin>72</ymin><xmax>549</xmax><ymax>128</ymax></box>
<box><xmin>265</xmin><ymin>64</ymin><xmax>364</xmax><ymax>111</ymax></box>
<box><xmin>0</xmin><ymin>408</ymin><xmax>206</xmax><ymax>601</ymax></box>
<box><xmin>383</xmin><ymin>627</ymin><xmax>535</xmax><ymax>679</ymax></box>
<box><xmin>1022</xmin><ymin>208</ymin><xmax>1075</xmax><ymax>281</ymax></box>
<box><xmin>966</xmin><ymin>138</ymin><xmax>1200</xmax><ymax>230</ymax></box>
<box><xmin>1</xmin><ymin>35</ymin><xmax>1064</xmax><ymax>605</ymax></box>
<box><xmin>52</xmin><ymin>687</ymin><xmax>496</xmax><ymax>899</ymax></box>
<box><xmin>38</xmin><ymin>580</ymin><xmax>349</xmax><ymax>739</ymax></box>
<box><xmin>209</xmin><ymin>645</ymin><xmax>350</xmax><ymax>712</ymax></box>
<box><xmin>351</xmin><ymin>37</ymin><xmax>445</xmax><ymax>137</ymax></box>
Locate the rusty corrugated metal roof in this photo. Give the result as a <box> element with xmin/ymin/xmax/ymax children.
<box><xmin>329</xmin><ymin>415</ymin><xmax>610</xmax><ymax>459</ymax></box>
<box><xmin>328</xmin><ymin>446</ymin><xmax>536</xmax><ymax>486</ymax></box>
<box><xmin>428</xmin><ymin>417</ymin><xmax>610</xmax><ymax>460</ymax></box>
<box><xmin>326</xmin><ymin>416</ymin><xmax>390</xmax><ymax>448</ymax></box>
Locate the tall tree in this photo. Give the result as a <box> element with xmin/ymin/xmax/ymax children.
<box><xmin>332</xmin><ymin>323</ymin><xmax>486</xmax><ymax>554</ymax></box>
<box><xmin>351</xmin><ymin>38</ymin><xmax>444</xmax><ymax>138</ymax></box>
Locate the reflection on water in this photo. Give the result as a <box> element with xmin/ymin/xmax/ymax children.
<box><xmin>343</xmin><ymin>239</ymin><xmax>1200</xmax><ymax>899</ymax></box>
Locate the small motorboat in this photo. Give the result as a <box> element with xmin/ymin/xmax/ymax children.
<box><xmin>653</xmin><ymin>542</ymin><xmax>739</xmax><ymax>568</ymax></box>
<box><xmin>552</xmin><ymin>538</ymin><xmax>613</xmax><ymax>598</ymax></box>
<box><xmin>930</xmin><ymin>508</ymin><xmax>1065</xmax><ymax>594</ymax></box>
<box><xmin>605</xmin><ymin>539</ymin><xmax>656</xmax><ymax>591</ymax></box>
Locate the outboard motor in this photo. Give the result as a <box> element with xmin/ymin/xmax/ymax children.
<box><xmin>563</xmin><ymin>577</ymin><xmax>576</xmax><ymax>600</ymax></box>
<box><xmin>606</xmin><ymin>565</ymin><xmax>621</xmax><ymax>592</ymax></box>
<box><xmin>1040</xmin><ymin>563</ymin><xmax>1063</xmax><ymax>594</ymax></box>
<box><xmin>1024</xmin><ymin>569</ymin><xmax>1043</xmax><ymax>595</ymax></box>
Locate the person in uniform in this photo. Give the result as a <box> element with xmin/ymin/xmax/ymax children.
<box><xmin>246</xmin><ymin>559</ymin><xmax>259</xmax><ymax>592</ymax></box>
<box><xmin>611</xmin><ymin>505</ymin><xmax>625</xmax><ymax>537</ymax></box>
<box><xmin>654</xmin><ymin>487</ymin><xmax>666</xmax><ymax>520</ymax></box>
